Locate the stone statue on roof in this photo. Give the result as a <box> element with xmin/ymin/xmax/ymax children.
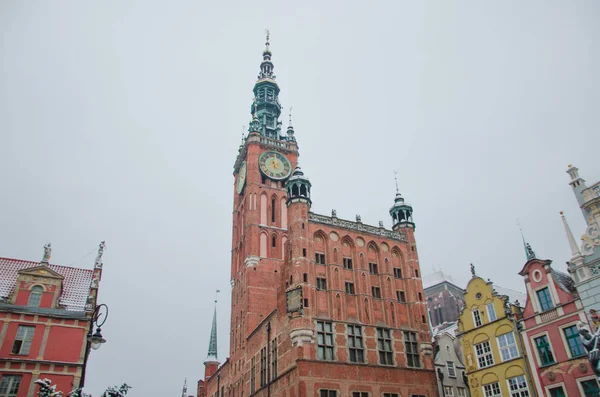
<box><xmin>95</xmin><ymin>241</ymin><xmax>106</xmax><ymax>268</ymax></box>
<box><xmin>470</xmin><ymin>263</ymin><xmax>476</xmax><ymax>277</ymax></box>
<box><xmin>41</xmin><ymin>242</ymin><xmax>51</xmax><ymax>264</ymax></box>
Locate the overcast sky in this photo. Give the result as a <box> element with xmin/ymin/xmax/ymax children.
<box><xmin>1</xmin><ymin>1</ymin><xmax>599</xmax><ymax>396</ymax></box>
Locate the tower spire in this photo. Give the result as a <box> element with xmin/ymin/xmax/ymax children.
<box><xmin>518</xmin><ymin>221</ymin><xmax>536</xmax><ymax>261</ymax></box>
<box><xmin>181</xmin><ymin>378</ymin><xmax>187</xmax><ymax>397</ymax></box>
<box><xmin>560</xmin><ymin>211</ymin><xmax>582</xmax><ymax>258</ymax></box>
<box><xmin>205</xmin><ymin>290</ymin><xmax>220</xmax><ymax>363</ymax></box>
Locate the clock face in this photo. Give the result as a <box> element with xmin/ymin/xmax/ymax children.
<box><xmin>259</xmin><ymin>151</ymin><xmax>292</xmax><ymax>180</ymax></box>
<box><xmin>236</xmin><ymin>161</ymin><xmax>247</xmax><ymax>194</ymax></box>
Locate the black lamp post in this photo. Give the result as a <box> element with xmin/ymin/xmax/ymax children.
<box><xmin>80</xmin><ymin>304</ymin><xmax>109</xmax><ymax>388</ymax></box>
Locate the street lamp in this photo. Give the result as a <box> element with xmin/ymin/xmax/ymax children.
<box><xmin>80</xmin><ymin>304</ymin><xmax>109</xmax><ymax>388</ymax></box>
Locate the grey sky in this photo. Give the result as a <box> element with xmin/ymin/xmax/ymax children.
<box><xmin>1</xmin><ymin>1</ymin><xmax>598</xmax><ymax>396</ymax></box>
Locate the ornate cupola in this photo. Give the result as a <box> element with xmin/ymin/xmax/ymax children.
<box><xmin>389</xmin><ymin>192</ymin><xmax>414</xmax><ymax>230</ymax></box>
<box><xmin>286</xmin><ymin>166</ymin><xmax>311</xmax><ymax>206</ymax></box>
<box><xmin>250</xmin><ymin>30</ymin><xmax>283</xmax><ymax>139</ymax></box>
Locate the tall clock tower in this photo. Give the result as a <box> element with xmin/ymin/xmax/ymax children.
<box><xmin>228</xmin><ymin>33</ymin><xmax>297</xmax><ymax>381</ymax></box>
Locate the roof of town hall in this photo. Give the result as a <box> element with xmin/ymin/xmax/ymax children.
<box><xmin>0</xmin><ymin>257</ymin><xmax>93</xmax><ymax>311</ymax></box>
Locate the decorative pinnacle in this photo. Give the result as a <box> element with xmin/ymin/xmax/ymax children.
<box><xmin>289</xmin><ymin>106</ymin><xmax>293</xmax><ymax>126</ymax></box>
<box><xmin>470</xmin><ymin>263</ymin><xmax>476</xmax><ymax>277</ymax></box>
<box><xmin>266</xmin><ymin>28</ymin><xmax>270</xmax><ymax>46</ymax></box>
<box><xmin>393</xmin><ymin>170</ymin><xmax>399</xmax><ymax>194</ymax></box>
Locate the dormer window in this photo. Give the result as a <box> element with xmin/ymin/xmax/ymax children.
<box><xmin>27</xmin><ymin>286</ymin><xmax>43</xmax><ymax>307</ymax></box>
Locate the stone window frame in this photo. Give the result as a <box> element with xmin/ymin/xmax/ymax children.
<box><xmin>474</xmin><ymin>340</ymin><xmax>494</xmax><ymax>369</ymax></box>
<box><xmin>0</xmin><ymin>374</ymin><xmax>22</xmax><ymax>397</ymax></box>
<box><xmin>347</xmin><ymin>324</ymin><xmax>365</xmax><ymax>363</ymax></box>
<box><xmin>345</xmin><ymin>282</ymin><xmax>356</xmax><ymax>295</ymax></box>
<box><xmin>532</xmin><ymin>331</ymin><xmax>556</xmax><ymax>367</ymax></box>
<box><xmin>486</xmin><ymin>303</ymin><xmax>497</xmax><ymax>322</ymax></box>
<box><xmin>27</xmin><ymin>285</ymin><xmax>44</xmax><ymax>308</ymax></box>
<box><xmin>369</xmin><ymin>262</ymin><xmax>378</xmax><ymax>275</ymax></box>
<box><xmin>482</xmin><ymin>382</ymin><xmax>501</xmax><ymax>397</ymax></box>
<box><xmin>544</xmin><ymin>382</ymin><xmax>566</xmax><ymax>397</ymax></box>
<box><xmin>535</xmin><ymin>286</ymin><xmax>554</xmax><ymax>313</ymax></box>
<box><xmin>472</xmin><ymin>310</ymin><xmax>482</xmax><ymax>327</ymax></box>
<box><xmin>393</xmin><ymin>267</ymin><xmax>402</xmax><ymax>279</ymax></box>
<box><xmin>319</xmin><ymin>390</ymin><xmax>337</xmax><ymax>397</ymax></box>
<box><xmin>316</xmin><ymin>321</ymin><xmax>335</xmax><ymax>361</ymax></box>
<box><xmin>343</xmin><ymin>257</ymin><xmax>353</xmax><ymax>270</ymax></box>
<box><xmin>316</xmin><ymin>277</ymin><xmax>327</xmax><ymax>291</ymax></box>
<box><xmin>352</xmin><ymin>392</ymin><xmax>369</xmax><ymax>397</ymax></box>
<box><xmin>403</xmin><ymin>330</ymin><xmax>420</xmax><ymax>368</ymax></box>
<box><xmin>446</xmin><ymin>361</ymin><xmax>456</xmax><ymax>378</ymax></box>
<box><xmin>496</xmin><ymin>331</ymin><xmax>519</xmax><ymax>362</ymax></box>
<box><xmin>558</xmin><ymin>321</ymin><xmax>586</xmax><ymax>359</ymax></box>
<box><xmin>396</xmin><ymin>290</ymin><xmax>406</xmax><ymax>303</ymax></box>
<box><xmin>506</xmin><ymin>374</ymin><xmax>530</xmax><ymax>397</ymax></box>
<box><xmin>576</xmin><ymin>376</ymin><xmax>600</xmax><ymax>396</ymax></box>
<box><xmin>371</xmin><ymin>286</ymin><xmax>381</xmax><ymax>299</ymax></box>
<box><xmin>377</xmin><ymin>327</ymin><xmax>394</xmax><ymax>365</ymax></box>
<box><xmin>315</xmin><ymin>253</ymin><xmax>326</xmax><ymax>265</ymax></box>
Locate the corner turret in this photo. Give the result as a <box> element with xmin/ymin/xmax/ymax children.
<box><xmin>286</xmin><ymin>166</ymin><xmax>311</xmax><ymax>206</ymax></box>
<box><xmin>389</xmin><ymin>193</ymin><xmax>414</xmax><ymax>230</ymax></box>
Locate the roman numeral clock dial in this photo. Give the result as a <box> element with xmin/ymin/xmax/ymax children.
<box><xmin>258</xmin><ymin>151</ymin><xmax>292</xmax><ymax>180</ymax></box>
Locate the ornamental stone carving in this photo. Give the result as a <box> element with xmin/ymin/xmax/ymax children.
<box><xmin>308</xmin><ymin>213</ymin><xmax>407</xmax><ymax>242</ymax></box>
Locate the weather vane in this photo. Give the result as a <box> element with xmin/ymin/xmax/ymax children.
<box><xmin>393</xmin><ymin>170</ymin><xmax>399</xmax><ymax>194</ymax></box>
<box><xmin>289</xmin><ymin>106</ymin><xmax>293</xmax><ymax>125</ymax></box>
<box><xmin>265</xmin><ymin>28</ymin><xmax>270</xmax><ymax>45</ymax></box>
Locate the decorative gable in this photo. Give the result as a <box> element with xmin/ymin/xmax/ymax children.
<box><xmin>12</xmin><ymin>265</ymin><xmax>64</xmax><ymax>308</ymax></box>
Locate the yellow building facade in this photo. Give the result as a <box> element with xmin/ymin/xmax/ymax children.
<box><xmin>457</xmin><ymin>275</ymin><xmax>535</xmax><ymax>397</ymax></box>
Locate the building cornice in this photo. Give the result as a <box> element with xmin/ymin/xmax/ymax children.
<box><xmin>309</xmin><ymin>212</ymin><xmax>407</xmax><ymax>242</ymax></box>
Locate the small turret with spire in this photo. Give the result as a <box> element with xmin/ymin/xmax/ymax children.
<box><xmin>389</xmin><ymin>171</ymin><xmax>415</xmax><ymax>230</ymax></box>
<box><xmin>518</xmin><ymin>223</ymin><xmax>536</xmax><ymax>261</ymax></box>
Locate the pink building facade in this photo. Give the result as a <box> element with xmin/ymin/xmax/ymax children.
<box><xmin>519</xmin><ymin>256</ymin><xmax>599</xmax><ymax>396</ymax></box>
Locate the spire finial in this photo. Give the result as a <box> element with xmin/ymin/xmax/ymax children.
<box><xmin>265</xmin><ymin>28</ymin><xmax>270</xmax><ymax>46</ymax></box>
<box><xmin>394</xmin><ymin>170</ymin><xmax>399</xmax><ymax>194</ymax></box>
<box><xmin>289</xmin><ymin>106</ymin><xmax>293</xmax><ymax>126</ymax></box>
<box><xmin>41</xmin><ymin>242</ymin><xmax>52</xmax><ymax>264</ymax></box>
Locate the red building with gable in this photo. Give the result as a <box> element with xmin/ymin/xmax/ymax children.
<box><xmin>198</xmin><ymin>35</ymin><xmax>437</xmax><ymax>397</ymax></box>
<box><xmin>0</xmin><ymin>243</ymin><xmax>105</xmax><ymax>397</ymax></box>
<box><xmin>518</xmin><ymin>244</ymin><xmax>599</xmax><ymax>396</ymax></box>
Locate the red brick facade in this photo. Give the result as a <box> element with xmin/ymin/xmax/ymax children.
<box><xmin>198</xmin><ymin>39</ymin><xmax>437</xmax><ymax>397</ymax></box>
<box><xmin>0</xmin><ymin>256</ymin><xmax>102</xmax><ymax>397</ymax></box>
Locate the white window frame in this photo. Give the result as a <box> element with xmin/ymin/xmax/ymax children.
<box><xmin>483</xmin><ymin>382</ymin><xmax>501</xmax><ymax>397</ymax></box>
<box><xmin>486</xmin><ymin>303</ymin><xmax>497</xmax><ymax>322</ymax></box>
<box><xmin>530</xmin><ymin>330</ymin><xmax>556</xmax><ymax>367</ymax></box>
<box><xmin>507</xmin><ymin>374</ymin><xmax>530</xmax><ymax>397</ymax></box>
<box><xmin>444</xmin><ymin>386</ymin><xmax>454</xmax><ymax>396</ymax></box>
<box><xmin>0</xmin><ymin>375</ymin><xmax>22</xmax><ymax>397</ymax></box>
<box><xmin>544</xmin><ymin>382</ymin><xmax>566</xmax><ymax>397</ymax></box>
<box><xmin>456</xmin><ymin>388</ymin><xmax>466</xmax><ymax>397</ymax></box>
<box><xmin>473</xmin><ymin>310</ymin><xmax>482</xmax><ymax>327</ymax></box>
<box><xmin>474</xmin><ymin>340</ymin><xmax>494</xmax><ymax>369</ymax></box>
<box><xmin>497</xmin><ymin>332</ymin><xmax>519</xmax><ymax>361</ymax></box>
<box><xmin>576</xmin><ymin>376</ymin><xmax>600</xmax><ymax>396</ymax></box>
<box><xmin>558</xmin><ymin>321</ymin><xmax>586</xmax><ymax>359</ymax></box>
<box><xmin>446</xmin><ymin>361</ymin><xmax>456</xmax><ymax>378</ymax></box>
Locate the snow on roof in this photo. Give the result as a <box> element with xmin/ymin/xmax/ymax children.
<box><xmin>423</xmin><ymin>270</ymin><xmax>461</xmax><ymax>290</ymax></box>
<box><xmin>432</xmin><ymin>321</ymin><xmax>459</xmax><ymax>339</ymax></box>
<box><xmin>493</xmin><ymin>285</ymin><xmax>527</xmax><ymax>306</ymax></box>
<box><xmin>0</xmin><ymin>257</ymin><xmax>93</xmax><ymax>311</ymax></box>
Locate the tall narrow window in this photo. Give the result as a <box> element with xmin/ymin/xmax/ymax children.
<box><xmin>271</xmin><ymin>198</ymin><xmax>276</xmax><ymax>223</ymax></box>
<box><xmin>271</xmin><ymin>338</ymin><xmax>278</xmax><ymax>380</ymax></box>
<box><xmin>315</xmin><ymin>253</ymin><xmax>326</xmax><ymax>265</ymax></box>
<box><xmin>369</xmin><ymin>263</ymin><xmax>378</xmax><ymax>274</ymax></box>
<box><xmin>0</xmin><ymin>375</ymin><xmax>22</xmax><ymax>397</ymax></box>
<box><xmin>486</xmin><ymin>303</ymin><xmax>497</xmax><ymax>321</ymax></box>
<box><xmin>534</xmin><ymin>335</ymin><xmax>555</xmax><ymax>366</ymax></box>
<box><xmin>536</xmin><ymin>287</ymin><xmax>554</xmax><ymax>312</ymax></box>
<box><xmin>474</xmin><ymin>341</ymin><xmax>494</xmax><ymax>368</ymax></box>
<box><xmin>343</xmin><ymin>258</ymin><xmax>353</xmax><ymax>270</ymax></box>
<box><xmin>317</xmin><ymin>321</ymin><xmax>334</xmax><ymax>360</ymax></box>
<box><xmin>27</xmin><ymin>286</ymin><xmax>43</xmax><ymax>307</ymax></box>
<box><xmin>371</xmin><ymin>286</ymin><xmax>381</xmax><ymax>299</ymax></box>
<box><xmin>316</xmin><ymin>278</ymin><xmax>327</xmax><ymax>291</ymax></box>
<box><xmin>347</xmin><ymin>325</ymin><xmax>364</xmax><ymax>363</ymax></box>
<box><xmin>272</xmin><ymin>235</ymin><xmax>277</xmax><ymax>248</ymax></box>
<box><xmin>260</xmin><ymin>347</ymin><xmax>267</xmax><ymax>387</ymax></box>
<box><xmin>250</xmin><ymin>357</ymin><xmax>256</xmax><ymax>394</ymax></box>
<box><xmin>446</xmin><ymin>361</ymin><xmax>456</xmax><ymax>377</ymax></box>
<box><xmin>473</xmin><ymin>310</ymin><xmax>482</xmax><ymax>327</ymax></box>
<box><xmin>345</xmin><ymin>282</ymin><xmax>355</xmax><ymax>295</ymax></box>
<box><xmin>397</xmin><ymin>290</ymin><xmax>406</xmax><ymax>302</ymax></box>
<box><xmin>377</xmin><ymin>328</ymin><xmax>393</xmax><ymax>365</ymax></box>
<box><xmin>11</xmin><ymin>326</ymin><xmax>35</xmax><ymax>355</ymax></box>
<box><xmin>564</xmin><ymin>325</ymin><xmax>585</xmax><ymax>357</ymax></box>
<box><xmin>404</xmin><ymin>331</ymin><xmax>420</xmax><ymax>368</ymax></box>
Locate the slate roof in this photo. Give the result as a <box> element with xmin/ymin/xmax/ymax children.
<box><xmin>551</xmin><ymin>268</ymin><xmax>576</xmax><ymax>294</ymax></box>
<box><xmin>0</xmin><ymin>257</ymin><xmax>93</xmax><ymax>312</ymax></box>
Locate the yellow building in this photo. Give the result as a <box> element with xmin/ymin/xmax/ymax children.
<box><xmin>457</xmin><ymin>270</ymin><xmax>536</xmax><ymax>397</ymax></box>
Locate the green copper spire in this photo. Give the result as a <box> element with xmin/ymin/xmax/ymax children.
<box><xmin>249</xmin><ymin>30</ymin><xmax>283</xmax><ymax>139</ymax></box>
<box><xmin>518</xmin><ymin>222</ymin><xmax>536</xmax><ymax>261</ymax></box>
<box><xmin>205</xmin><ymin>290</ymin><xmax>219</xmax><ymax>363</ymax></box>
